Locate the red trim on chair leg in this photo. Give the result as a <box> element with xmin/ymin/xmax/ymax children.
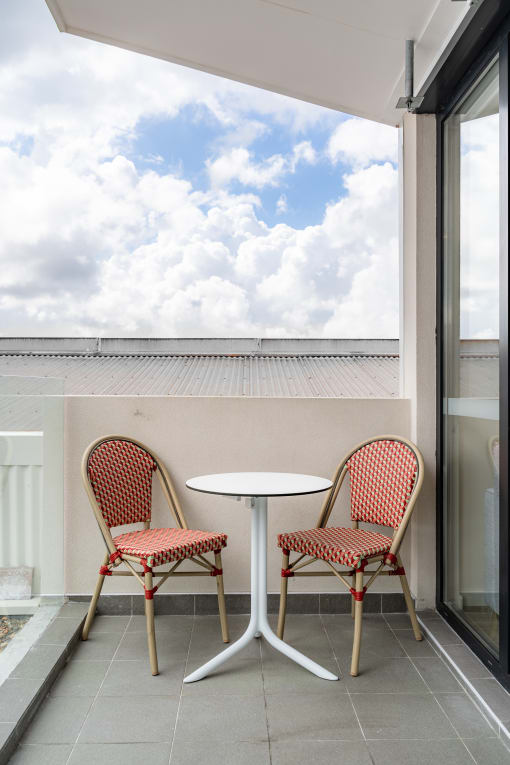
<box><xmin>389</xmin><ymin>566</ymin><xmax>406</xmax><ymax>576</ymax></box>
<box><xmin>350</xmin><ymin>587</ymin><xmax>367</xmax><ymax>602</ymax></box>
<box><xmin>281</xmin><ymin>568</ymin><xmax>294</xmax><ymax>578</ymax></box>
<box><xmin>384</xmin><ymin>552</ymin><xmax>398</xmax><ymax>567</ymax></box>
<box><xmin>99</xmin><ymin>565</ymin><xmax>112</xmax><ymax>576</ymax></box>
<box><xmin>141</xmin><ymin>561</ymin><xmax>152</xmax><ymax>574</ymax></box>
<box><xmin>282</xmin><ymin>549</ymin><xmax>290</xmax><ymax>557</ymax></box>
<box><xmin>210</xmin><ymin>567</ymin><xmax>223</xmax><ymax>577</ymax></box>
<box><xmin>144</xmin><ymin>585</ymin><xmax>158</xmax><ymax>600</ymax></box>
<box><xmin>109</xmin><ymin>551</ymin><xmax>122</xmax><ymax>564</ymax></box>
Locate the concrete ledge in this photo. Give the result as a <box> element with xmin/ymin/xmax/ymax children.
<box><xmin>69</xmin><ymin>592</ymin><xmax>409</xmax><ymax>615</ymax></box>
<box><xmin>418</xmin><ymin>612</ymin><xmax>510</xmax><ymax>754</ymax></box>
<box><xmin>0</xmin><ymin>602</ymin><xmax>88</xmax><ymax>765</ymax></box>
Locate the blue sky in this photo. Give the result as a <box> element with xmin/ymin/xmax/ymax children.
<box><xmin>131</xmin><ymin>105</ymin><xmax>348</xmax><ymax>229</ymax></box>
<box><xmin>0</xmin><ymin>0</ymin><xmax>400</xmax><ymax>338</ymax></box>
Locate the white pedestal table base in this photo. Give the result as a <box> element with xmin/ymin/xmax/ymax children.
<box><xmin>183</xmin><ymin>496</ymin><xmax>338</xmax><ymax>683</ymax></box>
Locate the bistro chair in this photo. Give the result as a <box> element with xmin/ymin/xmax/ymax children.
<box><xmin>276</xmin><ymin>435</ymin><xmax>424</xmax><ymax>676</ymax></box>
<box><xmin>81</xmin><ymin>435</ymin><xmax>229</xmax><ymax>675</ymax></box>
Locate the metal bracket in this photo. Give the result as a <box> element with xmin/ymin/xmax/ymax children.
<box><xmin>396</xmin><ymin>40</ymin><xmax>425</xmax><ymax>112</ymax></box>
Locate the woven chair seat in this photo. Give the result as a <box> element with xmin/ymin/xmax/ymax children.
<box><xmin>278</xmin><ymin>526</ymin><xmax>392</xmax><ymax>570</ymax></box>
<box><xmin>113</xmin><ymin>527</ymin><xmax>228</xmax><ymax>568</ymax></box>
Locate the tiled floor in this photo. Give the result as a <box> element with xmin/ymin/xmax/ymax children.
<box><xmin>8</xmin><ymin>613</ymin><xmax>510</xmax><ymax>765</ymax></box>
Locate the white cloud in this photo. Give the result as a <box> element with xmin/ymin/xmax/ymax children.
<box><xmin>207</xmin><ymin>140</ymin><xmax>316</xmax><ymax>189</ymax></box>
<box><xmin>0</xmin><ymin>0</ymin><xmax>401</xmax><ymax>339</ymax></box>
<box><xmin>459</xmin><ymin>113</ymin><xmax>499</xmax><ymax>339</ymax></box>
<box><xmin>276</xmin><ymin>195</ymin><xmax>288</xmax><ymax>215</ymax></box>
<box><xmin>328</xmin><ymin>117</ymin><xmax>397</xmax><ymax>168</ymax></box>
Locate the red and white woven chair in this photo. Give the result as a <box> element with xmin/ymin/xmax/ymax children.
<box><xmin>81</xmin><ymin>435</ymin><xmax>229</xmax><ymax>675</ymax></box>
<box><xmin>276</xmin><ymin>435</ymin><xmax>424</xmax><ymax>676</ymax></box>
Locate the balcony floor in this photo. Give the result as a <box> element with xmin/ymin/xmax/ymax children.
<box><xmin>9</xmin><ymin>613</ymin><xmax>510</xmax><ymax>765</ymax></box>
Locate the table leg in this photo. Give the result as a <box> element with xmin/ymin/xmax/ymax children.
<box><xmin>183</xmin><ymin>496</ymin><xmax>338</xmax><ymax>683</ymax></box>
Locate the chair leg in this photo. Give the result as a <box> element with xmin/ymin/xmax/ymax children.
<box><xmin>350</xmin><ymin>570</ymin><xmax>364</xmax><ymax>677</ymax></box>
<box><xmin>144</xmin><ymin>568</ymin><xmax>159</xmax><ymax>676</ymax></box>
<box><xmin>277</xmin><ymin>550</ymin><xmax>290</xmax><ymax>639</ymax></box>
<box><xmin>82</xmin><ymin>553</ymin><xmax>108</xmax><ymax>641</ymax></box>
<box><xmin>215</xmin><ymin>550</ymin><xmax>229</xmax><ymax>643</ymax></box>
<box><xmin>398</xmin><ymin>554</ymin><xmax>422</xmax><ymax>641</ymax></box>
<box><xmin>351</xmin><ymin>574</ymin><xmax>355</xmax><ymax>619</ymax></box>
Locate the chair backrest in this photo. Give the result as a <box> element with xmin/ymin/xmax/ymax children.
<box><xmin>346</xmin><ymin>438</ymin><xmax>419</xmax><ymax>529</ymax></box>
<box><xmin>85</xmin><ymin>437</ymin><xmax>157</xmax><ymax>528</ymax></box>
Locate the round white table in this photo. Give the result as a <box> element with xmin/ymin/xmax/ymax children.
<box><xmin>183</xmin><ymin>472</ymin><xmax>338</xmax><ymax>683</ymax></box>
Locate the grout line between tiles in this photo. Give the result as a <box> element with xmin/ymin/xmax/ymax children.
<box><xmin>63</xmin><ymin>614</ymin><xmax>133</xmax><ymax>764</ymax></box>
<box><xmin>168</xmin><ymin>613</ymin><xmax>195</xmax><ymax>765</ymax></box>
<box><xmin>258</xmin><ymin>635</ymin><xmax>272</xmax><ymax>764</ymax></box>
<box><xmin>418</xmin><ymin>614</ymin><xmax>510</xmax><ymax>752</ymax></box>
<box><xmin>319</xmin><ymin>612</ymin><xmax>374</xmax><ymax>762</ymax></box>
<box><xmin>384</xmin><ymin>614</ymin><xmax>478</xmax><ymax>764</ymax></box>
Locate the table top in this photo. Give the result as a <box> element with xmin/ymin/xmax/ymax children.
<box><xmin>186</xmin><ymin>471</ymin><xmax>333</xmax><ymax>498</ymax></box>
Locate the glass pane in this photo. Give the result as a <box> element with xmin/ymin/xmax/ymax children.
<box><xmin>443</xmin><ymin>58</ymin><xmax>500</xmax><ymax>655</ymax></box>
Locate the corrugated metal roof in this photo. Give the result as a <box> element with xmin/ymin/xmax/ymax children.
<box><xmin>0</xmin><ymin>353</ymin><xmax>400</xmax><ymax>398</ymax></box>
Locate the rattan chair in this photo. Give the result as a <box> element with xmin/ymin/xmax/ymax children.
<box><xmin>81</xmin><ymin>435</ymin><xmax>229</xmax><ymax>675</ymax></box>
<box><xmin>276</xmin><ymin>435</ymin><xmax>424</xmax><ymax>676</ymax></box>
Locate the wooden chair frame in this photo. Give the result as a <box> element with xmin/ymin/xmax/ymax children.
<box><xmin>277</xmin><ymin>435</ymin><xmax>425</xmax><ymax>676</ymax></box>
<box><xmin>81</xmin><ymin>434</ymin><xmax>229</xmax><ymax>675</ymax></box>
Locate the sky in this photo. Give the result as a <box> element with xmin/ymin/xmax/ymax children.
<box><xmin>0</xmin><ymin>1</ymin><xmax>403</xmax><ymax>338</ymax></box>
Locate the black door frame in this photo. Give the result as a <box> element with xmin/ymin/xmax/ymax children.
<box><xmin>435</xmin><ymin>19</ymin><xmax>510</xmax><ymax>689</ymax></box>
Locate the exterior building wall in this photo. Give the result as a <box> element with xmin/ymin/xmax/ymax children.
<box><xmin>401</xmin><ymin>112</ymin><xmax>438</xmax><ymax>609</ymax></box>
<box><xmin>64</xmin><ymin>396</ymin><xmax>412</xmax><ymax>597</ymax></box>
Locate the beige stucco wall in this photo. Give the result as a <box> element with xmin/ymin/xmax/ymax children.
<box><xmin>401</xmin><ymin>113</ymin><xmax>438</xmax><ymax>610</ymax></box>
<box><xmin>64</xmin><ymin>395</ymin><xmax>413</xmax><ymax>596</ymax></box>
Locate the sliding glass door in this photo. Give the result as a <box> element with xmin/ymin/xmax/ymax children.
<box><xmin>440</xmin><ymin>33</ymin><xmax>509</xmax><ymax>683</ymax></box>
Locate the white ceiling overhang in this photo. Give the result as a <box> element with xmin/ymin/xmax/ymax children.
<box><xmin>45</xmin><ymin>0</ymin><xmax>470</xmax><ymax>126</ymax></box>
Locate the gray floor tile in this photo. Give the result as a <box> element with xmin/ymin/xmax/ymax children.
<box><xmin>324</xmin><ymin>621</ymin><xmax>405</xmax><ymax>660</ymax></box>
<box><xmin>441</xmin><ymin>645</ymin><xmax>492</xmax><ymax>680</ymax></box>
<box><xmin>88</xmin><ymin>616</ymin><xmax>131</xmax><ymax>634</ymax></box>
<box><xmin>266</xmin><ymin>692</ymin><xmax>362</xmax><ymax>741</ymax></box>
<box><xmin>271</xmin><ymin>740</ymin><xmax>373</xmax><ymax>765</ymax></box>
<box><xmin>127</xmin><ymin>615</ymin><xmax>194</xmax><ymax>633</ymax></box>
<box><xmin>11</xmin><ymin>645</ymin><xmax>63</xmax><ymax>679</ymax></box>
<box><xmin>394</xmin><ymin>630</ymin><xmax>437</xmax><ymax>657</ymax></box>
<box><xmin>261</xmin><ymin>652</ymin><xmax>344</xmax><ymax>695</ymax></box>
<box><xmin>418</xmin><ymin>609</ymin><xmax>442</xmax><ymax>621</ymax></box>
<box><xmin>464</xmin><ymin>736</ymin><xmax>510</xmax><ymax>764</ymax></box>
<box><xmin>435</xmin><ymin>693</ymin><xmax>495</xmax><ymax>738</ymax></box>
<box><xmin>100</xmin><ymin>658</ymin><xmax>185</xmax><ymax>696</ymax></box>
<box><xmin>265</xmin><ymin>615</ymin><xmax>335</xmax><ymax>660</ymax></box>
<box><xmin>368</xmin><ymin>738</ymin><xmax>474</xmax><ymax>765</ymax></box>
<box><xmin>0</xmin><ymin>678</ymin><xmax>40</xmax><ymax>722</ymax></box>
<box><xmin>352</xmin><ymin>693</ymin><xmax>457</xmax><ymax>739</ymax></box>
<box><xmin>37</xmin><ymin>618</ymin><xmax>81</xmax><ymax>645</ymax></box>
<box><xmin>69</xmin><ymin>742</ymin><xmax>172</xmax><ymax>765</ymax></box>
<box><xmin>50</xmin><ymin>661</ymin><xmax>109</xmax><ymax>697</ymax></box>
<box><xmin>188</xmin><ymin>615</ymin><xmax>260</xmax><ymax>660</ymax></box>
<box><xmin>383</xmin><ymin>613</ymin><xmax>418</xmax><ymax>629</ymax></box>
<box><xmin>71</xmin><ymin>632</ymin><xmax>123</xmax><ymax>661</ymax></box>
<box><xmin>413</xmin><ymin>658</ymin><xmax>462</xmax><ymax>692</ymax></box>
<box><xmin>343</xmin><ymin>657</ymin><xmax>429</xmax><ymax>693</ymax></box>
<box><xmin>423</xmin><ymin>620</ymin><xmax>464</xmax><ymax>646</ymax></box>
<box><xmin>22</xmin><ymin>697</ymin><xmax>94</xmax><ymax>744</ymax></box>
<box><xmin>115</xmin><ymin>630</ymin><xmax>190</xmax><ymax>661</ymax></box>
<box><xmin>171</xmin><ymin>739</ymin><xmax>271</xmax><ymax>765</ymax></box>
<box><xmin>9</xmin><ymin>744</ymin><xmax>72</xmax><ymax>765</ymax></box>
<box><xmin>78</xmin><ymin>695</ymin><xmax>179</xmax><ymax>743</ymax></box>
<box><xmin>470</xmin><ymin>678</ymin><xmax>510</xmax><ymax>723</ymax></box>
<box><xmin>56</xmin><ymin>603</ymin><xmax>89</xmax><ymax>619</ymax></box>
<box><xmin>183</xmin><ymin>657</ymin><xmax>263</xmax><ymax>696</ymax></box>
<box><xmin>175</xmin><ymin>694</ymin><xmax>268</xmax><ymax>743</ymax></box>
